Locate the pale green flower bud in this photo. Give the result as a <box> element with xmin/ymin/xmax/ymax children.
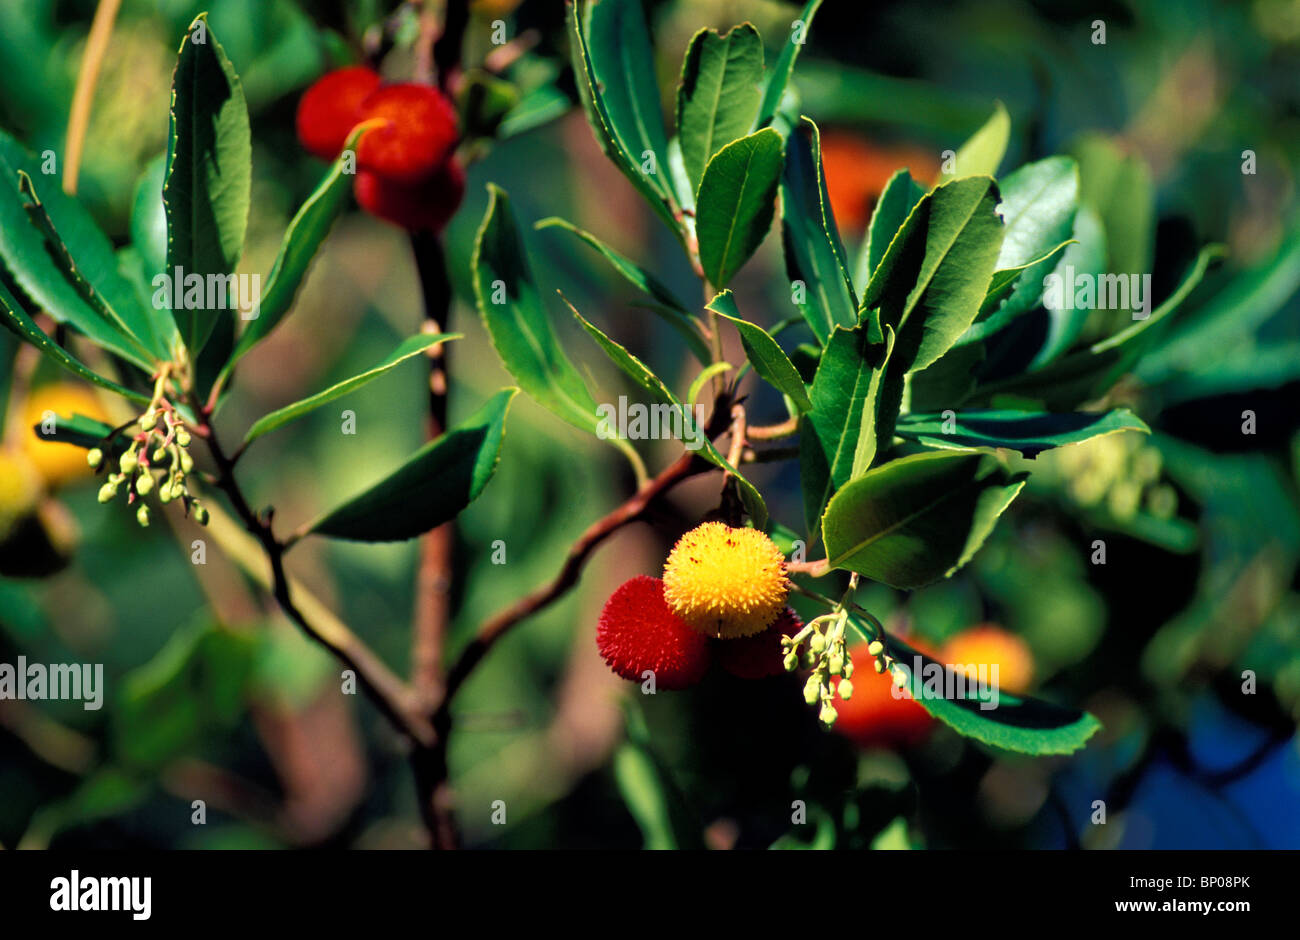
<box><xmin>838</xmin><ymin>678</ymin><xmax>854</xmax><ymax>701</ymax></box>
<box><xmin>136</xmin><ymin>504</ymin><xmax>150</xmax><ymax>527</ymax></box>
<box><xmin>818</xmin><ymin>701</ymin><xmax>838</xmax><ymax>728</ymax></box>
<box><xmin>87</xmin><ymin>448</ymin><xmax>103</xmax><ymax>468</ymax></box>
<box><xmin>193</xmin><ymin>506</ymin><xmax>210</xmax><ymax>526</ymax></box>
<box><xmin>135</xmin><ymin>473</ymin><xmax>154</xmax><ymax>496</ymax></box>
<box><xmin>803</xmin><ymin>674</ymin><xmax>822</xmax><ymax>706</ymax></box>
<box><xmin>867</xmin><ymin>640</ymin><xmax>884</xmax><ymax>656</ymax></box>
<box><xmin>97</xmin><ymin>482</ymin><xmax>117</xmax><ymax>503</ymax></box>
<box><xmin>119</xmin><ymin>451</ymin><xmax>138</xmax><ymax>474</ymax></box>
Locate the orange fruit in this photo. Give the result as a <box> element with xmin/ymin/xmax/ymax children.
<box><xmin>832</xmin><ymin>640</ymin><xmax>936</xmax><ymax>749</ymax></box>
<box><xmin>939</xmin><ymin>623</ymin><xmax>1034</xmax><ymax>695</ymax></box>
<box><xmin>818</xmin><ymin>131</ymin><xmax>940</xmax><ymax>232</ymax></box>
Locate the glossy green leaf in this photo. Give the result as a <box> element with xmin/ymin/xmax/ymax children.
<box><xmin>585</xmin><ymin>0</ymin><xmax>675</xmax><ymax>205</ymax></box>
<box><xmin>472</xmin><ymin>185</ymin><xmax>603</xmax><ymax>434</ymax></box>
<box><xmin>979</xmin><ymin>156</ymin><xmax>1078</xmax><ymax>324</ymax></box>
<box><xmin>15</xmin><ymin>172</ymin><xmax>157</xmax><ymax>364</ymax></box>
<box><xmin>756</xmin><ymin>0</ymin><xmax>824</xmax><ymax>127</ymax></box>
<box><xmin>939</xmin><ymin>101</ymin><xmax>1009</xmax><ymax>184</ymax></box>
<box><xmin>781</xmin><ymin>117</ymin><xmax>856</xmax><ymax>343</ymax></box>
<box><xmin>697</xmin><ymin>128</ymin><xmax>784</xmax><ymax>289</ymax></box>
<box><xmin>861</xmin><ymin>176</ymin><xmax>1004</xmax><ymax>444</ymax></box>
<box><xmin>535</xmin><ymin>216</ymin><xmax>709</xmax><ymax>363</ymax></box>
<box><xmin>0</xmin><ymin>131</ymin><xmax>160</xmax><ymax>369</ymax></box>
<box><xmin>676</xmin><ymin>24</ymin><xmax>764</xmax><ymax>192</ymax></box>
<box><xmin>567</xmin><ymin>301</ymin><xmax>768</xmax><ymax>528</ymax></box>
<box><xmin>0</xmin><ymin>278</ymin><xmax>149</xmax><ymax>404</ymax></box>
<box><xmin>709</xmin><ymin>290</ymin><xmax>811</xmax><ymax>411</ymax></box>
<box><xmin>225</xmin><ymin>140</ymin><xmax>357</xmax><ymax>375</ymax></box>
<box><xmin>243</xmin><ymin>333</ymin><xmax>457</xmax><ymax>445</ymax></box>
<box><xmin>822</xmin><ymin>451</ymin><xmax>1025</xmax><ymax>588</ymax></box>
<box><xmin>309</xmin><ymin>388</ymin><xmax>516</xmax><ymax>542</ymax></box>
<box><xmin>854</xmin><ymin>168</ymin><xmax>924</xmax><ymax>290</ymax></box>
<box><xmin>1071</xmin><ymin>133</ymin><xmax>1153</xmax><ymax>286</ymax></box>
<box><xmin>27</xmin><ymin>411</ymin><xmax>116</xmax><ymax>451</ymax></box>
<box><xmin>130</xmin><ymin>154</ymin><xmax>178</xmax><ymax>337</ymax></box>
<box><xmin>164</xmin><ymin>15</ymin><xmax>252</xmax><ymax>357</ymax></box>
<box><xmin>882</xmin><ymin>632</ymin><xmax>1101</xmax><ymax>755</ymax></box>
<box><xmin>895</xmin><ymin>407</ymin><xmax>1148</xmax><ymax>457</ymax></box>
<box><xmin>973</xmin><ymin>245</ymin><xmax>1222</xmax><ymax>409</ymax></box>
<box><xmin>800</xmin><ymin>323</ymin><xmax>895</xmax><ymax>542</ymax></box>
<box><xmin>1028</xmin><ymin>206</ymin><xmax>1106</xmax><ymax>367</ymax></box>
<box><xmin>568</xmin><ymin>1</ymin><xmax>678</xmax><ymax>233</ymax></box>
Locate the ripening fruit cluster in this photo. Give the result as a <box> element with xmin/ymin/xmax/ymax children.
<box><xmin>296</xmin><ymin>66</ymin><xmax>465</xmax><ymax>233</ymax></box>
<box><xmin>596</xmin><ymin>524</ymin><xmax>795</xmax><ymax>687</ymax></box>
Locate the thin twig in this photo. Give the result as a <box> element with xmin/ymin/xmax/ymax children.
<box><xmin>63</xmin><ymin>0</ymin><xmax>122</xmax><ymax>195</ymax></box>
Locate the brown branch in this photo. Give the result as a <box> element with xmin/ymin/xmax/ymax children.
<box><xmin>747</xmin><ymin>415</ymin><xmax>799</xmax><ymax>441</ymax></box>
<box><xmin>63</xmin><ymin>0</ymin><xmax>121</xmax><ymax>195</ymax></box>
<box><xmin>197</xmin><ymin>414</ymin><xmax>434</xmax><ymax>748</ymax></box>
<box><xmin>440</xmin><ymin>450</ymin><xmax>706</xmax><ymax>703</ymax></box>
<box><xmin>786</xmin><ymin>558</ymin><xmax>831</xmax><ymax>577</ymax></box>
<box><xmin>409</xmin><ymin>232</ymin><xmax>454</xmax><ymax>711</ymax></box>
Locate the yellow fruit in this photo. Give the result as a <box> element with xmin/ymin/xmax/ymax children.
<box><xmin>662</xmin><ymin>522</ymin><xmax>789</xmax><ymax>638</ymax></box>
<box><xmin>17</xmin><ymin>383</ymin><xmax>110</xmax><ymax>487</ymax></box>
<box><xmin>0</xmin><ymin>448</ymin><xmax>42</xmax><ymax>540</ymax></box>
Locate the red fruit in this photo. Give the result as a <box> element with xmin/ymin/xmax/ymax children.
<box><xmin>597</xmin><ymin>576</ymin><xmax>711</xmax><ymax>690</ymax></box>
<box><xmin>832</xmin><ymin>641</ymin><xmax>936</xmax><ymax>749</ymax></box>
<box><xmin>716</xmin><ymin>608</ymin><xmax>801</xmax><ymax>680</ymax></box>
<box><xmin>353</xmin><ymin>158</ymin><xmax>466</xmax><ymax>233</ymax></box>
<box><xmin>296</xmin><ymin>66</ymin><xmax>382</xmax><ymax>162</ymax></box>
<box><xmin>355</xmin><ymin>83</ymin><xmax>459</xmax><ymax>184</ymax></box>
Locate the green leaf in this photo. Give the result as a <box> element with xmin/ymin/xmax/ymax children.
<box><xmin>614</xmin><ymin>708</ymin><xmax>704</xmax><ymax>849</ymax></box>
<box><xmin>568</xmin><ymin>1</ymin><xmax>679</xmax><ymax>233</ymax></box>
<box><xmin>1028</xmin><ymin>206</ymin><xmax>1106</xmax><ymax>367</ymax></box>
<box><xmin>854</xmin><ymin>168</ymin><xmax>924</xmax><ymax>291</ymax></box>
<box><xmin>130</xmin><ymin>154</ymin><xmax>179</xmax><ymax>349</ymax></box>
<box><xmin>308</xmin><ymin>388</ymin><xmax>516</xmax><ymax>542</ymax></box>
<box><xmin>975</xmin><ymin>156</ymin><xmax>1078</xmax><ymax>329</ymax></box>
<box><xmin>973</xmin><ymin>245</ymin><xmax>1222</xmax><ymax>409</ymax></box>
<box><xmin>585</xmin><ymin>0</ymin><xmax>675</xmax><ymax>205</ymax></box>
<box><xmin>676</xmin><ymin>24</ymin><xmax>764</xmax><ymax>193</ymax></box>
<box><xmin>1071</xmin><ymin>133</ymin><xmax>1153</xmax><ymax>285</ymax></box>
<box><xmin>860</xmin><ymin>176</ymin><xmax>1004</xmax><ymax>444</ymax></box>
<box><xmin>697</xmin><ymin>127</ymin><xmax>784</xmax><ymax>288</ymax></box>
<box><xmin>708</xmin><ymin>291</ymin><xmax>812</xmax><ymax>412</ymax></box>
<box><xmin>0</xmin><ymin>277</ymin><xmax>149</xmax><ymax>404</ymax></box>
<box><xmin>756</xmin><ymin>0</ymin><xmax>824</xmax><ymax>127</ymax></box>
<box><xmin>472</xmin><ymin>185</ymin><xmax>603</xmax><ymax>435</ymax></box>
<box><xmin>27</xmin><ymin>411</ymin><xmax>116</xmax><ymax>450</ymax></box>
<box><xmin>224</xmin><ymin>142</ymin><xmax>357</xmax><ymax>375</ymax></box>
<box><xmin>780</xmin><ymin>117</ymin><xmax>856</xmax><ymax>343</ymax></box>
<box><xmin>243</xmin><ymin>333</ymin><xmax>457</xmax><ymax>445</ymax></box>
<box><xmin>799</xmin><ymin>323</ymin><xmax>895</xmax><ymax>542</ymax></box>
<box><xmin>939</xmin><ymin>101</ymin><xmax>1009</xmax><ymax>184</ymax></box>
<box><xmin>882</xmin><ymin>632</ymin><xmax>1100</xmax><ymax>755</ymax></box>
<box><xmin>567</xmin><ymin>300</ymin><xmax>768</xmax><ymax>528</ymax></box>
<box><xmin>164</xmin><ymin>15</ymin><xmax>252</xmax><ymax>357</ymax></box>
<box><xmin>961</xmin><ymin>238</ymin><xmax>1075</xmax><ymax>345</ymax></box>
<box><xmin>822</xmin><ymin>451</ymin><xmax>1025</xmax><ymax>589</ymax></box>
<box><xmin>895</xmin><ymin>407</ymin><xmax>1149</xmax><ymax>457</ymax></box>
<box><xmin>15</xmin><ymin>172</ymin><xmax>158</xmax><ymax>364</ymax></box>
<box><xmin>862</xmin><ymin>176</ymin><xmax>1004</xmax><ymax>371</ymax></box>
<box><xmin>0</xmin><ymin>131</ymin><xmax>160</xmax><ymax>369</ymax></box>
<box><xmin>535</xmin><ymin>216</ymin><xmax>709</xmax><ymax>363</ymax></box>
<box><xmin>114</xmin><ymin>621</ymin><xmax>260</xmax><ymax>769</ymax></box>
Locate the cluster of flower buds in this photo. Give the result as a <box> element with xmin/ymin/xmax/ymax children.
<box><xmin>782</xmin><ymin>608</ymin><xmax>856</xmax><ymax>728</ymax></box>
<box><xmin>87</xmin><ymin>401</ymin><xmax>208</xmax><ymax>528</ymax></box>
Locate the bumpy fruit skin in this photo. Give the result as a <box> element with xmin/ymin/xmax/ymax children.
<box><xmin>716</xmin><ymin>608</ymin><xmax>801</xmax><ymax>680</ymax></box>
<box><xmin>832</xmin><ymin>641</ymin><xmax>936</xmax><ymax>749</ymax></box>
<box><xmin>662</xmin><ymin>522</ymin><xmax>789</xmax><ymax>638</ymax></box>
<box><xmin>353</xmin><ymin>158</ymin><xmax>466</xmax><ymax>233</ymax></box>
<box><xmin>18</xmin><ymin>383</ymin><xmax>110</xmax><ymax>488</ymax></box>
<box><xmin>597</xmin><ymin>575</ymin><xmax>711</xmax><ymax>689</ymax></box>
<box><xmin>295</xmin><ymin>66</ymin><xmax>382</xmax><ymax>161</ymax></box>
<box><xmin>355</xmin><ymin>83</ymin><xmax>459</xmax><ymax>184</ymax></box>
<box><xmin>940</xmin><ymin>623</ymin><xmax>1034</xmax><ymax>694</ymax></box>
